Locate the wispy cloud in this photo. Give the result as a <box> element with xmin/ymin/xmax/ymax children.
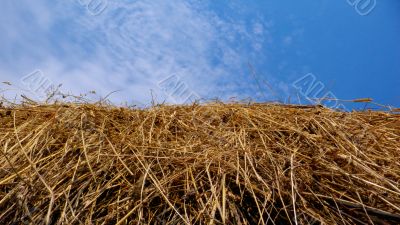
<box><xmin>0</xmin><ymin>0</ymin><xmax>276</xmax><ymax>104</ymax></box>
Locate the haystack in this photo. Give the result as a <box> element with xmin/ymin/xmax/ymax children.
<box><xmin>0</xmin><ymin>102</ymin><xmax>399</xmax><ymax>224</ymax></box>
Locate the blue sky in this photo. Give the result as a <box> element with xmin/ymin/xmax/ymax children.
<box><xmin>1</xmin><ymin>0</ymin><xmax>399</xmax><ymax>108</ymax></box>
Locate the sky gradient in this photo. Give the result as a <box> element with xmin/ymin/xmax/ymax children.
<box><xmin>1</xmin><ymin>0</ymin><xmax>399</xmax><ymax>109</ymax></box>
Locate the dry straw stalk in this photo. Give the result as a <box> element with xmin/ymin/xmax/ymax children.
<box><xmin>0</xmin><ymin>102</ymin><xmax>399</xmax><ymax>224</ymax></box>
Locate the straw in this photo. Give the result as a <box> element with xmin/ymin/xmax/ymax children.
<box><xmin>0</xmin><ymin>101</ymin><xmax>399</xmax><ymax>224</ymax></box>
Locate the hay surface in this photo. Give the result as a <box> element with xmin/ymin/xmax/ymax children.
<box><xmin>0</xmin><ymin>103</ymin><xmax>399</xmax><ymax>224</ymax></box>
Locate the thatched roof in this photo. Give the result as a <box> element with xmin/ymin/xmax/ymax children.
<box><xmin>1</xmin><ymin>103</ymin><xmax>399</xmax><ymax>224</ymax></box>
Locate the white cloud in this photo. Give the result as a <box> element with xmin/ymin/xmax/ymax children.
<box><xmin>1</xmin><ymin>0</ymin><xmax>273</xmax><ymax>104</ymax></box>
<box><xmin>253</xmin><ymin>22</ymin><xmax>264</xmax><ymax>35</ymax></box>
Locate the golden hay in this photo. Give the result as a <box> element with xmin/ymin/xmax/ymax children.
<box><xmin>0</xmin><ymin>102</ymin><xmax>399</xmax><ymax>224</ymax></box>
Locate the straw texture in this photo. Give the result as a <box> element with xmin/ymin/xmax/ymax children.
<box><xmin>0</xmin><ymin>103</ymin><xmax>399</xmax><ymax>224</ymax></box>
